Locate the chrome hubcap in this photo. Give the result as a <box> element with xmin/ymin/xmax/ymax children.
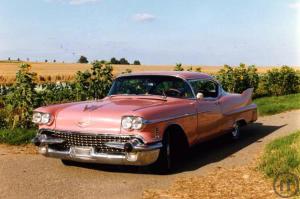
<box><xmin>232</xmin><ymin>125</ymin><xmax>239</xmax><ymax>137</ymax></box>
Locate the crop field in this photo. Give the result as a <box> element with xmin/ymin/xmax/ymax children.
<box><xmin>1</xmin><ymin>61</ymin><xmax>298</xmax><ymax>84</ymax></box>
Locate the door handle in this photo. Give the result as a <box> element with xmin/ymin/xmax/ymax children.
<box><xmin>214</xmin><ymin>101</ymin><xmax>220</xmax><ymax>105</ymax></box>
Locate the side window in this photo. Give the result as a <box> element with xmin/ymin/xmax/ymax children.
<box><xmin>189</xmin><ymin>79</ymin><xmax>219</xmax><ymax>98</ymax></box>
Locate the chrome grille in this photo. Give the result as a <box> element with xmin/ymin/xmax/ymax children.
<box><xmin>43</xmin><ymin>131</ymin><xmax>133</xmax><ymax>153</ymax></box>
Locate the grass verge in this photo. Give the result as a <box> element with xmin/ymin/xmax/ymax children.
<box><xmin>259</xmin><ymin>130</ymin><xmax>300</xmax><ymax>177</ymax></box>
<box><xmin>0</xmin><ymin>128</ymin><xmax>36</xmax><ymax>145</ymax></box>
<box><xmin>254</xmin><ymin>93</ymin><xmax>300</xmax><ymax>116</ymax></box>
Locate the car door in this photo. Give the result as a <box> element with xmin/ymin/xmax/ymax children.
<box><xmin>189</xmin><ymin>79</ymin><xmax>223</xmax><ymax>141</ymax></box>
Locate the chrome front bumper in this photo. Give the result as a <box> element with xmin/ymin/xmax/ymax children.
<box><xmin>33</xmin><ymin>134</ymin><xmax>162</xmax><ymax>166</ymax></box>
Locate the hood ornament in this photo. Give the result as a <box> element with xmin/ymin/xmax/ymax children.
<box><xmin>77</xmin><ymin>119</ymin><xmax>91</xmax><ymax>128</ymax></box>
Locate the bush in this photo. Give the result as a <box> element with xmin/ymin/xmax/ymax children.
<box><xmin>75</xmin><ymin>61</ymin><xmax>113</xmax><ymax>100</ymax></box>
<box><xmin>174</xmin><ymin>63</ymin><xmax>184</xmax><ymax>71</ymax></box>
<box><xmin>216</xmin><ymin>63</ymin><xmax>259</xmax><ymax>93</ymax></box>
<box><xmin>0</xmin><ymin>128</ymin><xmax>36</xmax><ymax>145</ymax></box>
<box><xmin>263</xmin><ymin>66</ymin><xmax>299</xmax><ymax>96</ymax></box>
<box><xmin>122</xmin><ymin>68</ymin><xmax>132</xmax><ymax>74</ymax></box>
<box><xmin>5</xmin><ymin>64</ymin><xmax>37</xmax><ymax>129</ymax></box>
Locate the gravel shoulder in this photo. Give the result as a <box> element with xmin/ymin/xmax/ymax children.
<box><xmin>0</xmin><ymin>110</ymin><xmax>299</xmax><ymax>199</ymax></box>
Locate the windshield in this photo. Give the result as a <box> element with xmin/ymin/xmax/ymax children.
<box><xmin>109</xmin><ymin>75</ymin><xmax>194</xmax><ymax>99</ymax></box>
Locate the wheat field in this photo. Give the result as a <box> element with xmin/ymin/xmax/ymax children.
<box><xmin>0</xmin><ymin>61</ymin><xmax>299</xmax><ymax>84</ymax></box>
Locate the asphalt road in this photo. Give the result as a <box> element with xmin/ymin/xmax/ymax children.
<box><xmin>0</xmin><ymin>110</ymin><xmax>299</xmax><ymax>199</ymax></box>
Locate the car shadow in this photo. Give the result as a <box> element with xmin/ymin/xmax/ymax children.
<box><xmin>67</xmin><ymin>122</ymin><xmax>285</xmax><ymax>175</ymax></box>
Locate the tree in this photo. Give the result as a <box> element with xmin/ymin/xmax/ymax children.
<box><xmin>133</xmin><ymin>60</ymin><xmax>141</xmax><ymax>65</ymax></box>
<box><xmin>78</xmin><ymin>55</ymin><xmax>88</xmax><ymax>63</ymax></box>
<box><xmin>119</xmin><ymin>58</ymin><xmax>130</xmax><ymax>65</ymax></box>
<box><xmin>110</xmin><ymin>57</ymin><xmax>119</xmax><ymax>64</ymax></box>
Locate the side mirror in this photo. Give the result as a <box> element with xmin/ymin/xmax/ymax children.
<box><xmin>196</xmin><ymin>92</ymin><xmax>204</xmax><ymax>100</ymax></box>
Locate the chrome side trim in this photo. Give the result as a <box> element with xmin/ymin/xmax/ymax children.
<box><xmin>104</xmin><ymin>141</ymin><xmax>162</xmax><ymax>151</ymax></box>
<box><xmin>144</xmin><ymin>112</ymin><xmax>196</xmax><ymax>124</ymax></box>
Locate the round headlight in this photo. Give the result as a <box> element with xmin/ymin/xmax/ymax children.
<box><xmin>121</xmin><ymin>116</ymin><xmax>133</xmax><ymax>129</ymax></box>
<box><xmin>41</xmin><ymin>113</ymin><xmax>51</xmax><ymax>124</ymax></box>
<box><xmin>132</xmin><ymin>117</ymin><xmax>143</xmax><ymax>130</ymax></box>
<box><xmin>32</xmin><ymin>112</ymin><xmax>42</xmax><ymax>123</ymax></box>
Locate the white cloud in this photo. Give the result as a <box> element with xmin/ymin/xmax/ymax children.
<box><xmin>46</xmin><ymin>0</ymin><xmax>101</xmax><ymax>5</ymax></box>
<box><xmin>288</xmin><ymin>2</ymin><xmax>300</xmax><ymax>9</ymax></box>
<box><xmin>133</xmin><ymin>13</ymin><xmax>156</xmax><ymax>22</ymax></box>
<box><xmin>68</xmin><ymin>0</ymin><xmax>99</xmax><ymax>5</ymax></box>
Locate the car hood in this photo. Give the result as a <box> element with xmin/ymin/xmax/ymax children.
<box><xmin>53</xmin><ymin>98</ymin><xmax>166</xmax><ymax>134</ymax></box>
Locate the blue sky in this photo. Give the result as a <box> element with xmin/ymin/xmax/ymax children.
<box><xmin>0</xmin><ymin>0</ymin><xmax>299</xmax><ymax>65</ymax></box>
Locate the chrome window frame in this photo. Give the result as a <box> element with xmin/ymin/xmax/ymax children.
<box><xmin>187</xmin><ymin>78</ymin><xmax>222</xmax><ymax>100</ymax></box>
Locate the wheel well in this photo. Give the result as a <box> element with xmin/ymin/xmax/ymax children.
<box><xmin>163</xmin><ymin>124</ymin><xmax>189</xmax><ymax>147</ymax></box>
<box><xmin>236</xmin><ymin>119</ymin><xmax>247</xmax><ymax>126</ymax></box>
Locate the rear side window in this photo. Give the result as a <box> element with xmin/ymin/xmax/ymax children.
<box><xmin>189</xmin><ymin>79</ymin><xmax>219</xmax><ymax>98</ymax></box>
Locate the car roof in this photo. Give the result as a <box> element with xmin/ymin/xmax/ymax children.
<box><xmin>117</xmin><ymin>71</ymin><xmax>213</xmax><ymax>80</ymax></box>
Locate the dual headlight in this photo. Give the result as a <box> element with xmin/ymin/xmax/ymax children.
<box><xmin>32</xmin><ymin>112</ymin><xmax>52</xmax><ymax>125</ymax></box>
<box><xmin>121</xmin><ymin>116</ymin><xmax>144</xmax><ymax>130</ymax></box>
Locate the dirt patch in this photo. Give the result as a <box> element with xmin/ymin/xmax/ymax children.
<box><xmin>0</xmin><ymin>144</ymin><xmax>37</xmax><ymax>155</ymax></box>
<box><xmin>143</xmin><ymin>163</ymin><xmax>276</xmax><ymax>199</ymax></box>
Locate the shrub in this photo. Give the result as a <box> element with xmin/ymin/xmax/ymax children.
<box><xmin>216</xmin><ymin>63</ymin><xmax>259</xmax><ymax>93</ymax></box>
<box><xmin>174</xmin><ymin>63</ymin><xmax>184</xmax><ymax>71</ymax></box>
<box><xmin>122</xmin><ymin>69</ymin><xmax>132</xmax><ymax>74</ymax></box>
<box><xmin>0</xmin><ymin>128</ymin><xmax>36</xmax><ymax>145</ymax></box>
<box><xmin>263</xmin><ymin>66</ymin><xmax>299</xmax><ymax>96</ymax></box>
<box><xmin>75</xmin><ymin>61</ymin><xmax>113</xmax><ymax>100</ymax></box>
<box><xmin>195</xmin><ymin>67</ymin><xmax>202</xmax><ymax>72</ymax></box>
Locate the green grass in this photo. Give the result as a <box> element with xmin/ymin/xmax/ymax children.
<box><xmin>259</xmin><ymin>130</ymin><xmax>300</xmax><ymax>177</ymax></box>
<box><xmin>254</xmin><ymin>93</ymin><xmax>300</xmax><ymax>116</ymax></box>
<box><xmin>0</xmin><ymin>128</ymin><xmax>36</xmax><ymax>145</ymax></box>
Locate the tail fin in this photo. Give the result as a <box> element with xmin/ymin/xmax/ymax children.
<box><xmin>241</xmin><ymin>88</ymin><xmax>254</xmax><ymax>104</ymax></box>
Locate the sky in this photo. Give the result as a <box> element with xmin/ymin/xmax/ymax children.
<box><xmin>0</xmin><ymin>0</ymin><xmax>299</xmax><ymax>65</ymax></box>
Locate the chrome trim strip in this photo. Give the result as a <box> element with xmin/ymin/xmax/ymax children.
<box><xmin>104</xmin><ymin>141</ymin><xmax>163</xmax><ymax>151</ymax></box>
<box><xmin>144</xmin><ymin>112</ymin><xmax>196</xmax><ymax>124</ymax></box>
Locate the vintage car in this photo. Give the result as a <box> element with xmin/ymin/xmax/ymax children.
<box><xmin>32</xmin><ymin>71</ymin><xmax>257</xmax><ymax>170</ymax></box>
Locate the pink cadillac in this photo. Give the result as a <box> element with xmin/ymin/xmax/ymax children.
<box><xmin>32</xmin><ymin>71</ymin><xmax>257</xmax><ymax>170</ymax></box>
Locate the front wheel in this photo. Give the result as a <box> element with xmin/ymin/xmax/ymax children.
<box><xmin>152</xmin><ymin>130</ymin><xmax>188</xmax><ymax>173</ymax></box>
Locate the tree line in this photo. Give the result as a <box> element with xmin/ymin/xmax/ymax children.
<box><xmin>78</xmin><ymin>56</ymin><xmax>141</xmax><ymax>65</ymax></box>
